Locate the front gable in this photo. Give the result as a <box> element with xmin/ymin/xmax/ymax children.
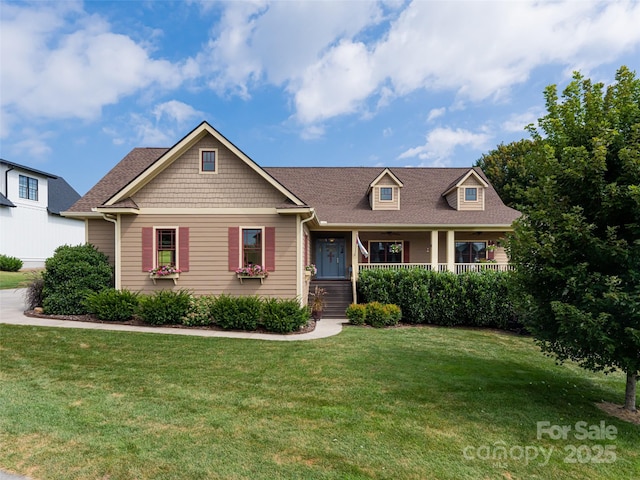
<box><xmin>105</xmin><ymin>121</ymin><xmax>304</xmax><ymax>210</ymax></box>
<box><xmin>368</xmin><ymin>168</ymin><xmax>403</xmax><ymax>211</ymax></box>
<box><xmin>442</xmin><ymin>169</ymin><xmax>488</xmax><ymax>211</ymax></box>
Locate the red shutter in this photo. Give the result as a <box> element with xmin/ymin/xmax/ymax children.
<box><xmin>487</xmin><ymin>242</ymin><xmax>495</xmax><ymax>260</ymax></box>
<box><xmin>179</xmin><ymin>227</ymin><xmax>189</xmax><ymax>272</ymax></box>
<box><xmin>142</xmin><ymin>227</ymin><xmax>154</xmax><ymax>272</ymax></box>
<box><xmin>403</xmin><ymin>241</ymin><xmax>410</xmax><ymax>264</ymax></box>
<box><xmin>228</xmin><ymin>227</ymin><xmax>239</xmax><ymax>271</ymax></box>
<box><xmin>265</xmin><ymin>227</ymin><xmax>276</xmax><ymax>272</ymax></box>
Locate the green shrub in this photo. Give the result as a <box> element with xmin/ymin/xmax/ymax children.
<box><xmin>41</xmin><ymin>244</ymin><xmax>113</xmax><ymax>315</ymax></box>
<box><xmin>365</xmin><ymin>301</ymin><xmax>388</xmax><ymax>328</ymax></box>
<box><xmin>137</xmin><ymin>290</ymin><xmax>191</xmax><ymax>325</ymax></box>
<box><xmin>357</xmin><ymin>268</ymin><xmax>521</xmax><ymax>330</ymax></box>
<box><xmin>181</xmin><ymin>295</ymin><xmax>216</xmax><ymax>327</ymax></box>
<box><xmin>345</xmin><ymin>303</ymin><xmax>366</xmax><ymax>325</ymax></box>
<box><xmin>382</xmin><ymin>303</ymin><xmax>402</xmax><ymax>326</ymax></box>
<box><xmin>84</xmin><ymin>289</ymin><xmax>139</xmax><ymax>322</ymax></box>
<box><xmin>0</xmin><ymin>254</ymin><xmax>22</xmax><ymax>272</ymax></box>
<box><xmin>261</xmin><ymin>298</ymin><xmax>310</xmax><ymax>333</ymax></box>
<box><xmin>211</xmin><ymin>294</ymin><xmax>262</xmax><ymax>331</ymax></box>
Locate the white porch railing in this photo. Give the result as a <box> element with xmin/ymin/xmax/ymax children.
<box><xmin>358</xmin><ymin>263</ymin><xmax>512</xmax><ymax>274</ymax></box>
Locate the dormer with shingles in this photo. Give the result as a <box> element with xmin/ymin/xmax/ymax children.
<box><xmin>367</xmin><ymin>168</ymin><xmax>403</xmax><ymax>211</ymax></box>
<box><xmin>442</xmin><ymin>169</ymin><xmax>488</xmax><ymax>211</ymax></box>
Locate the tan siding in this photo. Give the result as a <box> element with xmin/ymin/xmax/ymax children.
<box><xmin>457</xmin><ymin>177</ymin><xmax>484</xmax><ymax>211</ymax></box>
<box><xmin>87</xmin><ymin>219</ymin><xmax>115</xmax><ymax>265</ymax></box>
<box><xmin>119</xmin><ymin>214</ymin><xmax>298</xmax><ymax>298</ymax></box>
<box><xmin>445</xmin><ymin>191</ymin><xmax>458</xmax><ymax>209</ymax></box>
<box><xmin>132</xmin><ymin>135</ymin><xmax>288</xmax><ymax>208</ymax></box>
<box><xmin>370</xmin><ymin>174</ymin><xmax>400</xmax><ymax>210</ymax></box>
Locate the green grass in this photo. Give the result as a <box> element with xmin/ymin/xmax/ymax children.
<box><xmin>0</xmin><ymin>270</ymin><xmax>39</xmax><ymax>289</ymax></box>
<box><xmin>0</xmin><ymin>325</ymin><xmax>637</xmax><ymax>480</ymax></box>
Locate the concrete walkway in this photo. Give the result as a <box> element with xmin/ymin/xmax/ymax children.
<box><xmin>0</xmin><ymin>289</ymin><xmax>345</xmax><ymax>341</ymax></box>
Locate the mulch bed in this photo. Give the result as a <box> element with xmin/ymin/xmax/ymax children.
<box><xmin>23</xmin><ymin>310</ymin><xmax>317</xmax><ymax>335</ymax></box>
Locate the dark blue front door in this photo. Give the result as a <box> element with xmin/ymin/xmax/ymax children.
<box><xmin>316</xmin><ymin>238</ymin><xmax>346</xmax><ymax>279</ymax></box>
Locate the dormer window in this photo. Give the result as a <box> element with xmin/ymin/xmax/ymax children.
<box><xmin>380</xmin><ymin>187</ymin><xmax>393</xmax><ymax>201</ymax></box>
<box><xmin>465</xmin><ymin>187</ymin><xmax>477</xmax><ymax>202</ymax></box>
<box><xmin>368</xmin><ymin>168</ymin><xmax>403</xmax><ymax>211</ymax></box>
<box><xmin>200</xmin><ymin>149</ymin><xmax>218</xmax><ymax>174</ymax></box>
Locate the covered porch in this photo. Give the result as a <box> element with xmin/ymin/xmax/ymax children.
<box><xmin>309</xmin><ymin>229</ymin><xmax>512</xmax><ymax>281</ymax></box>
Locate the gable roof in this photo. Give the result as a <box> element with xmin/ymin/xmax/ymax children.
<box><xmin>1</xmin><ymin>159</ymin><xmax>57</xmax><ymax>179</ymax></box>
<box><xmin>265</xmin><ymin>167</ymin><xmax>520</xmax><ymax>227</ymax></box>
<box><xmin>442</xmin><ymin>168</ymin><xmax>489</xmax><ymax>196</ymax></box>
<box><xmin>368</xmin><ymin>168</ymin><xmax>404</xmax><ymax>191</ymax></box>
<box><xmin>104</xmin><ymin>121</ymin><xmax>304</xmax><ymax>208</ymax></box>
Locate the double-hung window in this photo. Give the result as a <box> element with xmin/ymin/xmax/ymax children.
<box><xmin>19</xmin><ymin>175</ymin><xmax>38</xmax><ymax>201</ymax></box>
<box><xmin>242</xmin><ymin>228</ymin><xmax>263</xmax><ymax>266</ymax></box>
<box><xmin>156</xmin><ymin>229</ymin><xmax>177</xmax><ymax>266</ymax></box>
<box><xmin>200</xmin><ymin>149</ymin><xmax>218</xmax><ymax>173</ymax></box>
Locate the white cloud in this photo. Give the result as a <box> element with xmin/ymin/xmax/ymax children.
<box><xmin>196</xmin><ymin>0</ymin><xmax>640</xmax><ymax>129</ymax></box>
<box><xmin>398</xmin><ymin>127</ymin><xmax>492</xmax><ymax>166</ymax></box>
<box><xmin>153</xmin><ymin>101</ymin><xmax>203</xmax><ymax>126</ymax></box>
<box><xmin>0</xmin><ymin>2</ymin><xmax>195</xmax><ymax>132</ymax></box>
<box><xmin>11</xmin><ymin>131</ymin><xmax>54</xmax><ymax>159</ymax></box>
<box><xmin>427</xmin><ymin>108</ymin><xmax>446</xmax><ymax>122</ymax></box>
<box><xmin>502</xmin><ymin>108</ymin><xmax>544</xmax><ymax>133</ymax></box>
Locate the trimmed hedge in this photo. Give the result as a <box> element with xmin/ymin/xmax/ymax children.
<box><xmin>0</xmin><ymin>254</ymin><xmax>22</xmax><ymax>272</ymax></box>
<box><xmin>137</xmin><ymin>289</ymin><xmax>192</xmax><ymax>325</ymax></box>
<box><xmin>211</xmin><ymin>294</ymin><xmax>262</xmax><ymax>331</ymax></box>
<box><xmin>357</xmin><ymin>268</ymin><xmax>521</xmax><ymax>331</ymax></box>
<box><xmin>261</xmin><ymin>298</ymin><xmax>310</xmax><ymax>333</ymax></box>
<box><xmin>346</xmin><ymin>302</ymin><xmax>401</xmax><ymax>328</ymax></box>
<box><xmin>84</xmin><ymin>289</ymin><xmax>140</xmax><ymax>322</ymax></box>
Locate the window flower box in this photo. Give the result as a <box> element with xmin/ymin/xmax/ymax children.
<box><xmin>236</xmin><ymin>265</ymin><xmax>268</xmax><ymax>284</ymax></box>
<box><xmin>148</xmin><ymin>265</ymin><xmax>181</xmax><ymax>285</ymax></box>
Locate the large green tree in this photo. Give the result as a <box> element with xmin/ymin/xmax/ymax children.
<box><xmin>506</xmin><ymin>66</ymin><xmax>640</xmax><ymax>411</ymax></box>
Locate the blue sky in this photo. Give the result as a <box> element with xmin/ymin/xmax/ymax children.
<box><xmin>1</xmin><ymin>1</ymin><xmax>640</xmax><ymax>195</ymax></box>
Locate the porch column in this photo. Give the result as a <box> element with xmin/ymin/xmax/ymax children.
<box><xmin>430</xmin><ymin>230</ymin><xmax>439</xmax><ymax>271</ymax></box>
<box><xmin>446</xmin><ymin>230</ymin><xmax>455</xmax><ymax>273</ymax></box>
<box><xmin>351</xmin><ymin>230</ymin><xmax>359</xmax><ymax>282</ymax></box>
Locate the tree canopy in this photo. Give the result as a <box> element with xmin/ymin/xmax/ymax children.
<box><xmin>489</xmin><ymin>66</ymin><xmax>640</xmax><ymax>411</ymax></box>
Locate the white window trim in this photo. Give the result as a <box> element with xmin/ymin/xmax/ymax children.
<box><xmin>199</xmin><ymin>148</ymin><xmax>219</xmax><ymax>174</ymax></box>
<box><xmin>239</xmin><ymin>226</ymin><xmax>265</xmax><ymax>267</ymax></box>
<box><xmin>464</xmin><ymin>187</ymin><xmax>479</xmax><ymax>202</ymax></box>
<box><xmin>153</xmin><ymin>226</ymin><xmax>180</xmax><ymax>267</ymax></box>
<box><xmin>379</xmin><ymin>186</ymin><xmax>394</xmax><ymax>202</ymax></box>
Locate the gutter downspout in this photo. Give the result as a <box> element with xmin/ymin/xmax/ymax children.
<box><xmin>101</xmin><ymin>213</ymin><xmax>121</xmax><ymax>290</ymax></box>
<box><xmin>4</xmin><ymin>166</ymin><xmax>14</xmax><ymax>199</ymax></box>
<box><xmin>300</xmin><ymin>209</ymin><xmax>317</xmax><ymax>306</ymax></box>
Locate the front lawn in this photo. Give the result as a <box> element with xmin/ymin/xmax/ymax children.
<box><xmin>0</xmin><ymin>270</ymin><xmax>37</xmax><ymax>290</ymax></box>
<box><xmin>0</xmin><ymin>325</ymin><xmax>637</xmax><ymax>479</ymax></box>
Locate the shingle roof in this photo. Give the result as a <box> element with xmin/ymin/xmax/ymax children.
<box><xmin>265</xmin><ymin>167</ymin><xmax>520</xmax><ymax>226</ymax></box>
<box><xmin>66</xmin><ymin>148</ymin><xmax>168</xmax><ymax>213</ymax></box>
<box><xmin>67</xmin><ymin>147</ymin><xmax>520</xmax><ymax>226</ymax></box>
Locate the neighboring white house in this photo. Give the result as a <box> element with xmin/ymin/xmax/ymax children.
<box><xmin>0</xmin><ymin>159</ymin><xmax>86</xmax><ymax>268</ymax></box>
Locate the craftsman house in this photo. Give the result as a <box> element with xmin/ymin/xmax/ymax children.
<box><xmin>0</xmin><ymin>159</ymin><xmax>85</xmax><ymax>268</ymax></box>
<box><xmin>64</xmin><ymin>121</ymin><xmax>520</xmax><ymax>313</ymax></box>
